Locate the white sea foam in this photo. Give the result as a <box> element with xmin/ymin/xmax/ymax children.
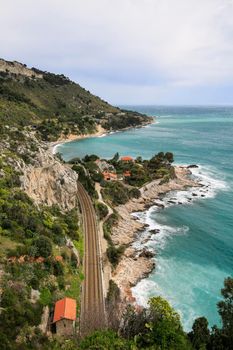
<box><xmin>133</xmin><ymin>164</ymin><xmax>228</xmax><ymax>252</ymax></box>
<box><xmin>131</xmin><ymin>280</ymin><xmax>156</xmax><ymax>307</ymax></box>
<box><xmin>156</xmin><ymin>164</ymin><xmax>228</xmax><ymax>210</ymax></box>
<box><xmin>131</xmin><ymin>164</ymin><xmax>228</xmax><ymax>327</ymax></box>
<box><xmin>132</xmin><ymin>255</ymin><xmax>224</xmax><ymax>330</ymax></box>
<box><xmin>98</xmin><ymin>133</ymin><xmax>107</xmax><ymax>138</ymax></box>
<box><xmin>52</xmin><ymin>143</ymin><xmax>60</xmax><ymax>155</ymax></box>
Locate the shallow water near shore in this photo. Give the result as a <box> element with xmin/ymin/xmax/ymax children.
<box><xmin>58</xmin><ymin>106</ymin><xmax>233</xmax><ymax>330</ymax></box>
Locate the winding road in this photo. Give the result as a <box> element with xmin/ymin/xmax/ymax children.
<box><xmin>77</xmin><ymin>182</ymin><xmax>106</xmax><ymax>336</ymax></box>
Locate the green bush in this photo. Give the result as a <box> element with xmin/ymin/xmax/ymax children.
<box><xmin>129</xmin><ymin>187</ymin><xmax>141</xmax><ymax>199</ymax></box>
<box><xmin>102</xmin><ymin>181</ymin><xmax>129</xmax><ymax>205</ymax></box>
<box><xmin>39</xmin><ymin>288</ymin><xmax>52</xmax><ymax>306</ymax></box>
<box><xmin>79</xmin><ymin>330</ymin><xmax>132</xmax><ymax>350</ymax></box>
<box><xmin>32</xmin><ymin>236</ymin><xmax>52</xmax><ymax>258</ymax></box>
<box><xmin>96</xmin><ymin>202</ymin><xmax>109</xmax><ymax>220</ymax></box>
<box><xmin>107</xmin><ymin>245</ymin><xmax>125</xmax><ymax>267</ymax></box>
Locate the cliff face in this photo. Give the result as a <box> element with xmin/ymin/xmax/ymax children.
<box><xmin>20</xmin><ymin>138</ymin><xmax>79</xmax><ymax>211</ymax></box>
<box><xmin>22</xmin><ymin>162</ymin><xmax>78</xmax><ymax>211</ymax></box>
<box><xmin>0</xmin><ymin>58</ymin><xmax>43</xmax><ymax>79</ymax></box>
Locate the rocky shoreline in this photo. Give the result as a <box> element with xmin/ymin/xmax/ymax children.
<box><xmin>111</xmin><ymin>166</ymin><xmax>201</xmax><ymax>305</ymax></box>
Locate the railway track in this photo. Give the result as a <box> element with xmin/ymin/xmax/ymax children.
<box><xmin>77</xmin><ymin>182</ymin><xmax>106</xmax><ymax>336</ymax></box>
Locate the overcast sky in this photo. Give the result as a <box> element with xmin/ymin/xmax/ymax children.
<box><xmin>1</xmin><ymin>0</ymin><xmax>233</xmax><ymax>105</ymax></box>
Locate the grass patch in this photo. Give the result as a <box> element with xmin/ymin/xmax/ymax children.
<box><xmin>65</xmin><ymin>272</ymin><xmax>83</xmax><ymax>311</ymax></box>
<box><xmin>74</xmin><ymin>236</ymin><xmax>84</xmax><ymax>259</ymax></box>
<box><xmin>0</xmin><ymin>236</ymin><xmax>20</xmax><ymax>259</ymax></box>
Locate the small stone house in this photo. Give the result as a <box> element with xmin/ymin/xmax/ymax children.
<box><xmin>53</xmin><ymin>297</ymin><xmax>76</xmax><ymax>336</ymax></box>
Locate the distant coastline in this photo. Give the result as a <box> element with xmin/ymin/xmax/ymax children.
<box><xmin>51</xmin><ymin>119</ymin><xmax>154</xmax><ymax>156</ymax></box>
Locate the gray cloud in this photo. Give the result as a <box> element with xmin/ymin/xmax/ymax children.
<box><xmin>1</xmin><ymin>0</ymin><xmax>233</xmax><ymax>104</ymax></box>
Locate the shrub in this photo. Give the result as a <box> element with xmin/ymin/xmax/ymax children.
<box><xmin>32</xmin><ymin>236</ymin><xmax>52</xmax><ymax>258</ymax></box>
<box><xmin>103</xmin><ymin>181</ymin><xmax>129</xmax><ymax>205</ymax></box>
<box><xmin>129</xmin><ymin>187</ymin><xmax>141</xmax><ymax>199</ymax></box>
<box><xmin>96</xmin><ymin>202</ymin><xmax>108</xmax><ymax>220</ymax></box>
<box><xmin>40</xmin><ymin>288</ymin><xmax>52</xmax><ymax>306</ymax></box>
<box><xmin>107</xmin><ymin>245</ymin><xmax>125</xmax><ymax>267</ymax></box>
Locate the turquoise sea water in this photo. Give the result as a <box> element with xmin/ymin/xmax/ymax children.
<box><xmin>58</xmin><ymin>106</ymin><xmax>233</xmax><ymax>330</ymax></box>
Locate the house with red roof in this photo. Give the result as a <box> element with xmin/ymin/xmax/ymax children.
<box><xmin>103</xmin><ymin>171</ymin><xmax>118</xmax><ymax>181</ymax></box>
<box><xmin>53</xmin><ymin>297</ymin><xmax>76</xmax><ymax>336</ymax></box>
<box><xmin>123</xmin><ymin>170</ymin><xmax>131</xmax><ymax>178</ymax></box>
<box><xmin>121</xmin><ymin>156</ymin><xmax>134</xmax><ymax>162</ymax></box>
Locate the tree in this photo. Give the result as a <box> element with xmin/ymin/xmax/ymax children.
<box><xmin>135</xmin><ymin>156</ymin><xmax>143</xmax><ymax>164</ymax></box>
<box><xmin>107</xmin><ymin>245</ymin><xmax>125</xmax><ymax>267</ymax></box>
<box><xmin>121</xmin><ymin>305</ymin><xmax>148</xmax><ymax>340</ymax></box>
<box><xmin>106</xmin><ymin>280</ymin><xmax>121</xmax><ymax>330</ymax></box>
<box><xmin>83</xmin><ymin>154</ymin><xmax>99</xmax><ymax>162</ymax></box>
<box><xmin>103</xmin><ymin>181</ymin><xmax>129</xmax><ymax>205</ymax></box>
<box><xmin>129</xmin><ymin>187</ymin><xmax>141</xmax><ymax>199</ymax></box>
<box><xmin>33</xmin><ymin>236</ymin><xmax>52</xmax><ymax>258</ymax></box>
<box><xmin>135</xmin><ymin>297</ymin><xmax>191</xmax><ymax>350</ymax></box>
<box><xmin>96</xmin><ymin>202</ymin><xmax>108</xmax><ymax>220</ymax></box>
<box><xmin>111</xmin><ymin>152</ymin><xmax>120</xmax><ymax>163</ymax></box>
<box><xmin>79</xmin><ymin>330</ymin><xmax>132</xmax><ymax>350</ymax></box>
<box><xmin>218</xmin><ymin>277</ymin><xmax>233</xmax><ymax>336</ymax></box>
<box><xmin>165</xmin><ymin>152</ymin><xmax>174</xmax><ymax>163</ymax></box>
<box><xmin>211</xmin><ymin>276</ymin><xmax>233</xmax><ymax>349</ymax></box>
<box><xmin>188</xmin><ymin>317</ymin><xmax>210</xmax><ymax>349</ymax></box>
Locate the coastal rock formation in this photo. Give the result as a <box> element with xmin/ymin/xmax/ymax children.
<box><xmin>112</xmin><ymin>166</ymin><xmax>200</xmax><ymax>304</ymax></box>
<box><xmin>22</xmin><ymin>162</ymin><xmax>78</xmax><ymax>211</ymax></box>
<box><xmin>112</xmin><ymin>166</ymin><xmax>198</xmax><ymax>246</ymax></box>
<box><xmin>0</xmin><ymin>58</ymin><xmax>43</xmax><ymax>79</ymax></box>
<box><xmin>112</xmin><ymin>247</ymin><xmax>155</xmax><ymax>302</ymax></box>
<box><xmin>21</xmin><ymin>139</ymin><xmax>79</xmax><ymax>211</ymax></box>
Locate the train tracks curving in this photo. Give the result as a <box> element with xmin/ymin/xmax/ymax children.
<box><xmin>77</xmin><ymin>181</ymin><xmax>106</xmax><ymax>336</ymax></box>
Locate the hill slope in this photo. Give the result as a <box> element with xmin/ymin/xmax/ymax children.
<box><xmin>0</xmin><ymin>58</ymin><xmax>152</xmax><ymax>141</ymax></box>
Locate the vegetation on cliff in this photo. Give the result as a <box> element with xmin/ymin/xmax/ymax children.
<box><xmin>0</xmin><ymin>58</ymin><xmax>152</xmax><ymax>141</ymax></box>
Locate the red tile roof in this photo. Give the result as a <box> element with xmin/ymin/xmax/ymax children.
<box><xmin>55</xmin><ymin>255</ymin><xmax>63</xmax><ymax>262</ymax></box>
<box><xmin>53</xmin><ymin>297</ymin><xmax>76</xmax><ymax>323</ymax></box>
<box><xmin>103</xmin><ymin>171</ymin><xmax>117</xmax><ymax>180</ymax></box>
<box><xmin>123</xmin><ymin>171</ymin><xmax>131</xmax><ymax>177</ymax></box>
<box><xmin>121</xmin><ymin>156</ymin><xmax>133</xmax><ymax>161</ymax></box>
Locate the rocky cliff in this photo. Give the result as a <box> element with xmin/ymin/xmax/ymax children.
<box><xmin>20</xmin><ymin>137</ymin><xmax>79</xmax><ymax>211</ymax></box>
<box><xmin>0</xmin><ymin>58</ymin><xmax>43</xmax><ymax>79</ymax></box>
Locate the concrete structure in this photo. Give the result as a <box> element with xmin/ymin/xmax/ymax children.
<box><xmin>53</xmin><ymin>297</ymin><xmax>76</xmax><ymax>336</ymax></box>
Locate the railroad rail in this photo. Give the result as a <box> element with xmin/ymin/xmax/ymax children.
<box><xmin>77</xmin><ymin>181</ymin><xmax>106</xmax><ymax>336</ymax></box>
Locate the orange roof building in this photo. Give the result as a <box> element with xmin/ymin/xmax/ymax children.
<box><xmin>53</xmin><ymin>297</ymin><xmax>76</xmax><ymax>323</ymax></box>
<box><xmin>103</xmin><ymin>171</ymin><xmax>118</xmax><ymax>181</ymax></box>
<box><xmin>123</xmin><ymin>171</ymin><xmax>131</xmax><ymax>177</ymax></box>
<box><xmin>55</xmin><ymin>255</ymin><xmax>63</xmax><ymax>262</ymax></box>
<box><xmin>53</xmin><ymin>297</ymin><xmax>77</xmax><ymax>336</ymax></box>
<box><xmin>121</xmin><ymin>156</ymin><xmax>134</xmax><ymax>162</ymax></box>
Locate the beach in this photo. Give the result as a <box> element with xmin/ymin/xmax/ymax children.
<box><xmin>51</xmin><ymin>125</ymin><xmax>107</xmax><ymax>155</ymax></box>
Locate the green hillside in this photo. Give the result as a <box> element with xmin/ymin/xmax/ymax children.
<box><xmin>0</xmin><ymin>59</ymin><xmax>152</xmax><ymax>141</ymax></box>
